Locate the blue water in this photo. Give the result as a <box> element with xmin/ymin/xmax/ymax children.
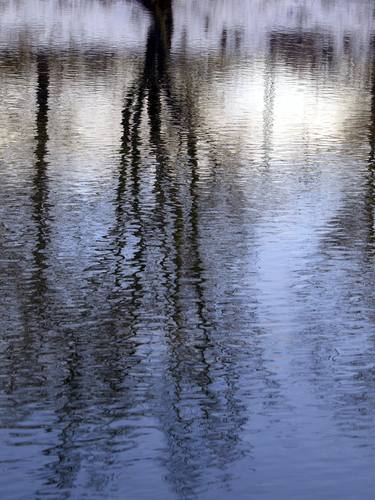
<box><xmin>0</xmin><ymin>0</ymin><xmax>375</xmax><ymax>498</ymax></box>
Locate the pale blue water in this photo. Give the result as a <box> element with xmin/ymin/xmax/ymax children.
<box><xmin>0</xmin><ymin>0</ymin><xmax>375</xmax><ymax>498</ymax></box>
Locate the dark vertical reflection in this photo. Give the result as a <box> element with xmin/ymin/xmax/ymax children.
<box><xmin>110</xmin><ymin>0</ymin><xmax>175</xmax><ymax>322</ymax></box>
<box><xmin>3</xmin><ymin>1</ymin><xmax>375</xmax><ymax>499</ymax></box>
<box><xmin>32</xmin><ymin>52</ymin><xmax>50</xmax><ymax>310</ymax></box>
<box><xmin>113</xmin><ymin>77</ymin><xmax>146</xmax><ymax>314</ymax></box>
<box><xmin>42</xmin><ymin>338</ymin><xmax>83</xmax><ymax>494</ymax></box>
<box><xmin>31</xmin><ymin>55</ymin><xmax>84</xmax><ymax>495</ymax></box>
<box><xmin>103</xmin><ymin>2</ymin><xmax>252</xmax><ymax>497</ymax></box>
<box><xmin>366</xmin><ymin>35</ymin><xmax>375</xmax><ymax>249</ymax></box>
<box><xmin>0</xmin><ymin>52</ymin><xmax>52</xmax><ymax>444</ymax></box>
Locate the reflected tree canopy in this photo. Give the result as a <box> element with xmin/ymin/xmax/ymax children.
<box><xmin>0</xmin><ymin>1</ymin><xmax>375</xmax><ymax>499</ymax></box>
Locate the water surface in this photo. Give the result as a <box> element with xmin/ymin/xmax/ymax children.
<box><xmin>1</xmin><ymin>1</ymin><xmax>375</xmax><ymax>498</ymax></box>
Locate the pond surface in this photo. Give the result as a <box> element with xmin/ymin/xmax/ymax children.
<box><xmin>1</xmin><ymin>0</ymin><xmax>375</xmax><ymax>498</ymax></box>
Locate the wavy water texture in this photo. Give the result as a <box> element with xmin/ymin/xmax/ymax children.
<box><xmin>0</xmin><ymin>1</ymin><xmax>375</xmax><ymax>499</ymax></box>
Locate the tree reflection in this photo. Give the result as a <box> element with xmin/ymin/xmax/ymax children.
<box><xmin>29</xmin><ymin>1</ymin><xmax>277</xmax><ymax>495</ymax></box>
<box><xmin>366</xmin><ymin>34</ymin><xmax>375</xmax><ymax>249</ymax></box>
<box><xmin>32</xmin><ymin>53</ymin><xmax>50</xmax><ymax>307</ymax></box>
<box><xmin>291</xmin><ymin>33</ymin><xmax>375</xmax><ymax>441</ymax></box>
<box><xmin>108</xmin><ymin>2</ymin><xmax>256</xmax><ymax>497</ymax></box>
<box><xmin>3</xmin><ymin>52</ymin><xmax>51</xmax><ymax>406</ymax></box>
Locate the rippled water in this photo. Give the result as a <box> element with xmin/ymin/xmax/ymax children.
<box><xmin>1</xmin><ymin>0</ymin><xmax>375</xmax><ymax>498</ymax></box>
